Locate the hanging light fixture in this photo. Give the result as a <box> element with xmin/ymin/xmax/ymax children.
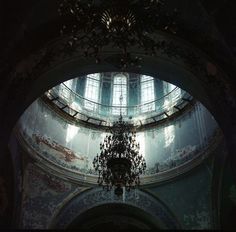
<box><xmin>58</xmin><ymin>0</ymin><xmax>178</xmax><ymax>68</ymax></box>
<box><xmin>93</xmin><ymin>115</ymin><xmax>146</xmax><ymax>196</ymax></box>
<box><xmin>93</xmin><ymin>86</ymin><xmax>146</xmax><ymax>196</ymax></box>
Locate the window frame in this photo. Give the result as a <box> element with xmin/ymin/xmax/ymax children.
<box><xmin>112</xmin><ymin>73</ymin><xmax>128</xmax><ymax>115</ymax></box>
<box><xmin>84</xmin><ymin>73</ymin><xmax>101</xmax><ymax>111</ymax></box>
<box><xmin>140</xmin><ymin>75</ymin><xmax>155</xmax><ymax>113</ymax></box>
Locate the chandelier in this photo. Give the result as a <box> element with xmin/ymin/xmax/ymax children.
<box><xmin>58</xmin><ymin>0</ymin><xmax>178</xmax><ymax>68</ymax></box>
<box><xmin>93</xmin><ymin>115</ymin><xmax>146</xmax><ymax>196</ymax></box>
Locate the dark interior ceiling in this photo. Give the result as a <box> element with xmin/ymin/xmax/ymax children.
<box><xmin>67</xmin><ymin>203</ymin><xmax>160</xmax><ymax>230</ymax></box>
<box><xmin>0</xmin><ymin>0</ymin><xmax>235</xmax><ymax>84</ymax></box>
<box><xmin>0</xmin><ymin>0</ymin><xmax>235</xmax><ymax>138</ymax></box>
<box><xmin>0</xmin><ymin>1</ymin><xmax>235</xmax><ymax>229</ymax></box>
<box><xmin>200</xmin><ymin>0</ymin><xmax>236</xmax><ymax>55</ymax></box>
<box><xmin>0</xmin><ymin>1</ymin><xmax>235</xmax><ymax>49</ymax></box>
<box><xmin>0</xmin><ymin>0</ymin><xmax>235</xmax><ymax>155</ymax></box>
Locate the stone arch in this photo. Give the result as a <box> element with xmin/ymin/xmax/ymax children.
<box><xmin>49</xmin><ymin>187</ymin><xmax>181</xmax><ymax>229</ymax></box>
<box><xmin>1</xmin><ymin>32</ymin><xmax>235</xmax><ymax>175</ymax></box>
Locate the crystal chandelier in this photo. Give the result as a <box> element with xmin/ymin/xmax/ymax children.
<box><xmin>93</xmin><ymin>92</ymin><xmax>146</xmax><ymax>196</ymax></box>
<box><xmin>58</xmin><ymin>0</ymin><xmax>178</xmax><ymax>68</ymax></box>
<box><xmin>93</xmin><ymin>115</ymin><xmax>146</xmax><ymax>196</ymax></box>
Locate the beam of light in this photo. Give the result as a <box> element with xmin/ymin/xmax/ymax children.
<box><xmin>66</xmin><ymin>124</ymin><xmax>79</xmax><ymax>143</ymax></box>
<box><xmin>136</xmin><ymin>132</ymin><xmax>146</xmax><ymax>158</ymax></box>
<box><xmin>164</xmin><ymin>124</ymin><xmax>175</xmax><ymax>148</ymax></box>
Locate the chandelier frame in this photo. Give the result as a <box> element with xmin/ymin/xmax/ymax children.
<box><xmin>58</xmin><ymin>0</ymin><xmax>178</xmax><ymax>68</ymax></box>
<box><xmin>93</xmin><ymin>115</ymin><xmax>146</xmax><ymax>196</ymax></box>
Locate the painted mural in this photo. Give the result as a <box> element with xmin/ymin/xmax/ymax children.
<box><xmin>21</xmin><ymin>130</ymin><xmax>90</xmax><ymax>173</ymax></box>
<box><xmin>145</xmin><ymin>128</ymin><xmax>220</xmax><ymax>175</ymax></box>
<box><xmin>33</xmin><ymin>133</ymin><xmax>87</xmax><ymax>162</ymax></box>
<box><xmin>18</xmin><ymin>98</ymin><xmax>219</xmax><ymax>176</ymax></box>
<box><xmin>147</xmin><ymin>159</ymin><xmax>215</xmax><ymax>230</ymax></box>
<box><xmin>20</xmin><ymin>162</ymin><xmax>87</xmax><ymax>229</ymax></box>
<box><xmin>51</xmin><ymin>188</ymin><xmax>181</xmax><ymax>229</ymax></box>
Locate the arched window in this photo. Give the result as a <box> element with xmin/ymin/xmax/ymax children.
<box><xmin>140</xmin><ymin>75</ymin><xmax>155</xmax><ymax>113</ymax></box>
<box><xmin>84</xmin><ymin>73</ymin><xmax>100</xmax><ymax>111</ymax></box>
<box><xmin>112</xmin><ymin>73</ymin><xmax>127</xmax><ymax>115</ymax></box>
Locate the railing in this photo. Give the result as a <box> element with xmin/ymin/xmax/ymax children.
<box><xmin>45</xmin><ymin>83</ymin><xmax>192</xmax><ymax>123</ymax></box>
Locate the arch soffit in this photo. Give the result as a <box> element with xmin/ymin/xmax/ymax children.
<box><xmin>49</xmin><ymin>187</ymin><xmax>181</xmax><ymax>229</ymax></box>
<box><xmin>2</xmin><ymin>32</ymin><xmax>235</xmax><ymax>150</ymax></box>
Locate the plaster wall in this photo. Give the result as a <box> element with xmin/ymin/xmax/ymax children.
<box><xmin>18</xmin><ymin>98</ymin><xmax>218</xmax><ymax>174</ymax></box>
<box><xmin>15</xmin><ymin>141</ymin><xmax>226</xmax><ymax>230</ymax></box>
<box><xmin>146</xmin><ymin>140</ymin><xmax>228</xmax><ymax>230</ymax></box>
<box><xmin>147</xmin><ymin>163</ymin><xmax>213</xmax><ymax>229</ymax></box>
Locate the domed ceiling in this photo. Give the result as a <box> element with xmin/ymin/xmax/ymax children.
<box><xmin>44</xmin><ymin>72</ymin><xmax>193</xmax><ymax>128</ymax></box>
<box><xmin>16</xmin><ymin>72</ymin><xmax>220</xmax><ymax>184</ymax></box>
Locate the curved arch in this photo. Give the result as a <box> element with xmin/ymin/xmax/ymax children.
<box><xmin>67</xmin><ymin>203</ymin><xmax>160</xmax><ymax>230</ymax></box>
<box><xmin>49</xmin><ymin>187</ymin><xmax>181</xmax><ymax>229</ymax></box>
<box><xmin>1</xmin><ymin>32</ymin><xmax>235</xmax><ymax>176</ymax></box>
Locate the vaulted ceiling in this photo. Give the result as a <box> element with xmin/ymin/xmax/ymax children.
<box><xmin>0</xmin><ymin>0</ymin><xmax>235</xmax><ymax>88</ymax></box>
<box><xmin>0</xmin><ymin>0</ymin><xmax>235</xmax><ymax>229</ymax></box>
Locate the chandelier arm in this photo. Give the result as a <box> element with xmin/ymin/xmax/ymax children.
<box><xmin>58</xmin><ymin>0</ymin><xmax>178</xmax><ymax>68</ymax></box>
<box><xmin>93</xmin><ymin>113</ymin><xmax>146</xmax><ymax>196</ymax></box>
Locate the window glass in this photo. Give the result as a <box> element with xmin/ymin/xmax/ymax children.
<box><xmin>59</xmin><ymin>79</ymin><xmax>73</xmax><ymax>101</ymax></box>
<box><xmin>163</xmin><ymin>82</ymin><xmax>181</xmax><ymax>110</ymax></box>
<box><xmin>84</xmin><ymin>73</ymin><xmax>100</xmax><ymax>111</ymax></box>
<box><xmin>112</xmin><ymin>74</ymin><xmax>127</xmax><ymax>115</ymax></box>
<box><xmin>168</xmin><ymin>83</ymin><xmax>181</xmax><ymax>101</ymax></box>
<box><xmin>140</xmin><ymin>75</ymin><xmax>155</xmax><ymax>113</ymax></box>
